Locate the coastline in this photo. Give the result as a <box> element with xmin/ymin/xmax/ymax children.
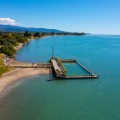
<box><xmin>0</xmin><ymin>36</ymin><xmax>50</xmax><ymax>95</ymax></box>
<box><xmin>15</xmin><ymin>35</ymin><xmax>48</xmax><ymax>51</ymax></box>
<box><xmin>0</xmin><ymin>35</ymin><xmax>83</xmax><ymax>95</ymax></box>
<box><xmin>0</xmin><ymin>34</ymin><xmax>86</xmax><ymax>96</ymax></box>
<box><xmin>0</xmin><ymin>68</ymin><xmax>49</xmax><ymax>94</ymax></box>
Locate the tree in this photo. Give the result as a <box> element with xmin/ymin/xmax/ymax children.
<box><xmin>0</xmin><ymin>32</ymin><xmax>2</xmax><ymax>36</ymax></box>
<box><xmin>20</xmin><ymin>37</ymin><xmax>28</xmax><ymax>43</ymax></box>
<box><xmin>0</xmin><ymin>39</ymin><xmax>10</xmax><ymax>46</ymax></box>
<box><xmin>24</xmin><ymin>31</ymin><xmax>31</xmax><ymax>37</ymax></box>
<box><xmin>8</xmin><ymin>39</ymin><xmax>18</xmax><ymax>46</ymax></box>
<box><xmin>34</xmin><ymin>32</ymin><xmax>40</xmax><ymax>37</ymax></box>
<box><xmin>0</xmin><ymin>45</ymin><xmax>16</xmax><ymax>56</ymax></box>
<box><xmin>16</xmin><ymin>35</ymin><xmax>28</xmax><ymax>43</ymax></box>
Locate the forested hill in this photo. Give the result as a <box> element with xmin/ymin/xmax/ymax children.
<box><xmin>0</xmin><ymin>24</ymin><xmax>64</xmax><ymax>33</ymax></box>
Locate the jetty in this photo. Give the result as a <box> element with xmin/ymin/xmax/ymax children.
<box><xmin>8</xmin><ymin>63</ymin><xmax>52</xmax><ymax>68</ymax></box>
<box><xmin>50</xmin><ymin>57</ymin><xmax>98</xmax><ymax>79</ymax></box>
<box><xmin>8</xmin><ymin>57</ymin><xmax>98</xmax><ymax>80</ymax></box>
<box><xmin>51</xmin><ymin>58</ymin><xmax>66</xmax><ymax>78</ymax></box>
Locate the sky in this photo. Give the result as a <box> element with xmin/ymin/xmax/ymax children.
<box><xmin>0</xmin><ymin>0</ymin><xmax>120</xmax><ymax>34</ymax></box>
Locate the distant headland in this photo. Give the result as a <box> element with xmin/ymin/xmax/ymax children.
<box><xmin>0</xmin><ymin>24</ymin><xmax>86</xmax><ymax>35</ymax></box>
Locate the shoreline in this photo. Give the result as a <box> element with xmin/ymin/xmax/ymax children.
<box><xmin>4</xmin><ymin>36</ymin><xmax>48</xmax><ymax>65</ymax></box>
<box><xmin>0</xmin><ymin>68</ymin><xmax>49</xmax><ymax>94</ymax></box>
<box><xmin>0</xmin><ymin>34</ymin><xmax>86</xmax><ymax>96</ymax></box>
<box><xmin>0</xmin><ymin>35</ymin><xmax>81</xmax><ymax>95</ymax></box>
<box><xmin>15</xmin><ymin>35</ymin><xmax>49</xmax><ymax>51</ymax></box>
<box><xmin>0</xmin><ymin>36</ymin><xmax>51</xmax><ymax>95</ymax></box>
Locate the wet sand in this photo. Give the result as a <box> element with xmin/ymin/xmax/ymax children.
<box><xmin>0</xmin><ymin>36</ymin><xmax>50</xmax><ymax>94</ymax></box>
<box><xmin>0</xmin><ymin>68</ymin><xmax>49</xmax><ymax>94</ymax></box>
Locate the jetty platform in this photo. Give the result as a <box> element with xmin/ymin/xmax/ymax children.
<box><xmin>8</xmin><ymin>63</ymin><xmax>52</xmax><ymax>68</ymax></box>
<box><xmin>8</xmin><ymin>57</ymin><xmax>98</xmax><ymax>80</ymax></box>
<box><xmin>51</xmin><ymin>58</ymin><xmax>66</xmax><ymax>78</ymax></box>
<box><xmin>50</xmin><ymin>57</ymin><xmax>98</xmax><ymax>79</ymax></box>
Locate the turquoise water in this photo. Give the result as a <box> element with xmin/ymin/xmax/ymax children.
<box><xmin>0</xmin><ymin>35</ymin><xmax>120</xmax><ymax>120</ymax></box>
<box><xmin>63</xmin><ymin>63</ymin><xmax>91</xmax><ymax>76</ymax></box>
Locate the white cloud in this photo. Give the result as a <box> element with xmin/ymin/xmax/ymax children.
<box><xmin>0</xmin><ymin>18</ymin><xmax>21</xmax><ymax>26</ymax></box>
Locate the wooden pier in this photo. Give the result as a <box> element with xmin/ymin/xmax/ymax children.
<box><xmin>65</xmin><ymin>75</ymin><xmax>98</xmax><ymax>79</ymax></box>
<box><xmin>50</xmin><ymin>58</ymin><xmax>98</xmax><ymax>79</ymax></box>
<box><xmin>51</xmin><ymin>58</ymin><xmax>66</xmax><ymax>77</ymax></box>
<box><xmin>8</xmin><ymin>63</ymin><xmax>52</xmax><ymax>68</ymax></box>
<box><xmin>60</xmin><ymin>59</ymin><xmax>76</xmax><ymax>63</ymax></box>
<box><xmin>8</xmin><ymin>57</ymin><xmax>98</xmax><ymax>80</ymax></box>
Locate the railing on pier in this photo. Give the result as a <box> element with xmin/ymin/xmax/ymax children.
<box><xmin>50</xmin><ymin>58</ymin><xmax>99</xmax><ymax>80</ymax></box>
<box><xmin>56</xmin><ymin>57</ymin><xmax>67</xmax><ymax>75</ymax></box>
<box><xmin>7</xmin><ymin>58</ymin><xmax>99</xmax><ymax>80</ymax></box>
<box><xmin>76</xmin><ymin>62</ymin><xmax>93</xmax><ymax>74</ymax></box>
<box><xmin>50</xmin><ymin>58</ymin><xmax>67</xmax><ymax>77</ymax></box>
<box><xmin>60</xmin><ymin>59</ymin><xmax>76</xmax><ymax>63</ymax></box>
<box><xmin>8</xmin><ymin>63</ymin><xmax>52</xmax><ymax>68</ymax></box>
<box><xmin>65</xmin><ymin>75</ymin><xmax>98</xmax><ymax>79</ymax></box>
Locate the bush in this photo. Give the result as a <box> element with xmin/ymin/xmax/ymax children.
<box><xmin>0</xmin><ymin>45</ymin><xmax>16</xmax><ymax>56</ymax></box>
<box><xmin>34</xmin><ymin>32</ymin><xmax>40</xmax><ymax>37</ymax></box>
<box><xmin>24</xmin><ymin>31</ymin><xmax>31</xmax><ymax>37</ymax></box>
<box><xmin>16</xmin><ymin>35</ymin><xmax>28</xmax><ymax>43</ymax></box>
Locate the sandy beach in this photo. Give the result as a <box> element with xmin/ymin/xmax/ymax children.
<box><xmin>0</xmin><ymin>36</ymin><xmax>50</xmax><ymax>95</ymax></box>
<box><xmin>0</xmin><ymin>68</ymin><xmax>49</xmax><ymax>94</ymax></box>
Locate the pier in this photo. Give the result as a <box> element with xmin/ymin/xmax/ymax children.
<box><xmin>8</xmin><ymin>63</ymin><xmax>52</xmax><ymax>68</ymax></box>
<box><xmin>8</xmin><ymin>57</ymin><xmax>98</xmax><ymax>80</ymax></box>
<box><xmin>50</xmin><ymin>57</ymin><xmax>98</xmax><ymax>79</ymax></box>
<box><xmin>60</xmin><ymin>59</ymin><xmax>76</xmax><ymax>63</ymax></box>
<box><xmin>51</xmin><ymin>58</ymin><xmax>66</xmax><ymax>78</ymax></box>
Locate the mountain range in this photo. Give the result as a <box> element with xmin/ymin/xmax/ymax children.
<box><xmin>0</xmin><ymin>24</ymin><xmax>65</xmax><ymax>33</ymax></box>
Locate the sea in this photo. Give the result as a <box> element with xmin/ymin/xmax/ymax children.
<box><xmin>0</xmin><ymin>35</ymin><xmax>120</xmax><ymax>120</ymax></box>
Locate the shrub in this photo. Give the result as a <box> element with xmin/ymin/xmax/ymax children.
<box><xmin>0</xmin><ymin>45</ymin><xmax>16</xmax><ymax>56</ymax></box>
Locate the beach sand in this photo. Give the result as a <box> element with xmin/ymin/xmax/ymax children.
<box><xmin>0</xmin><ymin>36</ymin><xmax>50</xmax><ymax>95</ymax></box>
<box><xmin>0</xmin><ymin>68</ymin><xmax>49</xmax><ymax>94</ymax></box>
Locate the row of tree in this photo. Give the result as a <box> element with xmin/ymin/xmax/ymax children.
<box><xmin>24</xmin><ymin>31</ymin><xmax>86</xmax><ymax>37</ymax></box>
<box><xmin>0</xmin><ymin>32</ymin><xmax>30</xmax><ymax>56</ymax></box>
<box><xmin>0</xmin><ymin>31</ymin><xmax>86</xmax><ymax>56</ymax></box>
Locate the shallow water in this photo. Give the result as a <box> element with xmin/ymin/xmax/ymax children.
<box><xmin>63</xmin><ymin>63</ymin><xmax>91</xmax><ymax>76</ymax></box>
<box><xmin>0</xmin><ymin>35</ymin><xmax>120</xmax><ymax>120</ymax></box>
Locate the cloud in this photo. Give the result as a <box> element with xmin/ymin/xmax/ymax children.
<box><xmin>0</xmin><ymin>18</ymin><xmax>21</xmax><ymax>26</ymax></box>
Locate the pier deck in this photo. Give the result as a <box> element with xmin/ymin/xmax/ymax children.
<box><xmin>8</xmin><ymin>57</ymin><xmax>98</xmax><ymax>80</ymax></box>
<box><xmin>8</xmin><ymin>63</ymin><xmax>52</xmax><ymax>68</ymax></box>
<box><xmin>51</xmin><ymin>58</ymin><xmax>98</xmax><ymax>79</ymax></box>
<box><xmin>51</xmin><ymin>59</ymin><xmax>63</xmax><ymax>75</ymax></box>
<box><xmin>65</xmin><ymin>75</ymin><xmax>98</xmax><ymax>79</ymax></box>
<box><xmin>51</xmin><ymin>58</ymin><xmax>66</xmax><ymax>77</ymax></box>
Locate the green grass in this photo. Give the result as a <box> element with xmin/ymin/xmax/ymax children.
<box><xmin>0</xmin><ymin>66</ymin><xmax>10</xmax><ymax>76</ymax></box>
<box><xmin>0</xmin><ymin>54</ymin><xmax>13</xmax><ymax>76</ymax></box>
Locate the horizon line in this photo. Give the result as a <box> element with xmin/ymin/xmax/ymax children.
<box><xmin>0</xmin><ymin>24</ymin><xmax>120</xmax><ymax>35</ymax></box>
